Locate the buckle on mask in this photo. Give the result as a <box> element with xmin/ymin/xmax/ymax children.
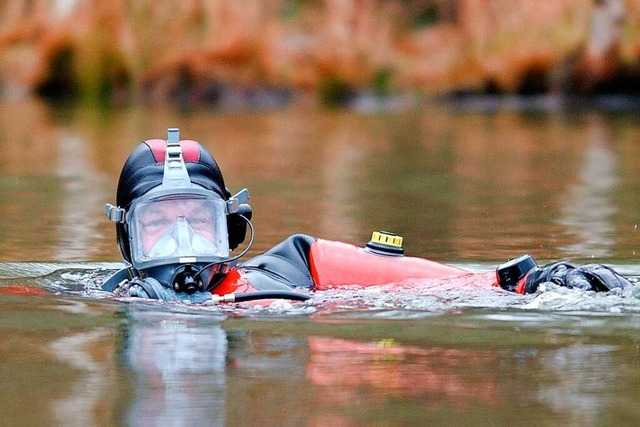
<box><xmin>162</xmin><ymin>128</ymin><xmax>192</xmax><ymax>190</ymax></box>
<box><xmin>227</xmin><ymin>188</ymin><xmax>250</xmax><ymax>214</ymax></box>
<box><xmin>105</xmin><ymin>203</ymin><xmax>125</xmax><ymax>223</ymax></box>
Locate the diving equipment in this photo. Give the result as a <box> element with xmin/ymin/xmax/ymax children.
<box><xmin>496</xmin><ymin>254</ymin><xmax>537</xmax><ymax>291</ymax></box>
<box><xmin>496</xmin><ymin>254</ymin><xmax>633</xmax><ymax>294</ymax></box>
<box><xmin>364</xmin><ymin>231</ymin><xmax>405</xmax><ymax>256</ymax></box>
<box><xmin>127</xmin><ymin>189</ymin><xmax>231</xmax><ymax>267</ymax></box>
<box><xmin>103</xmin><ymin>128</ymin><xmax>253</xmax><ymax>296</ymax></box>
<box><xmin>521</xmin><ymin>262</ymin><xmax>632</xmax><ymax>293</ymax></box>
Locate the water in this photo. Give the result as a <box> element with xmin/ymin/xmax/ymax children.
<box><xmin>2</xmin><ymin>99</ymin><xmax>640</xmax><ymax>425</ymax></box>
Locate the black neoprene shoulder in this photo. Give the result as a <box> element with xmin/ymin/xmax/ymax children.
<box><xmin>239</xmin><ymin>234</ymin><xmax>317</xmax><ymax>290</ymax></box>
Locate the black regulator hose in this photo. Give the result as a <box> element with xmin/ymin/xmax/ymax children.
<box><xmin>211</xmin><ymin>291</ymin><xmax>311</xmax><ymax>304</ymax></box>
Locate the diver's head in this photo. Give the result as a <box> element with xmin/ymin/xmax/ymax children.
<box><xmin>105</xmin><ymin>128</ymin><xmax>252</xmax><ymax>294</ymax></box>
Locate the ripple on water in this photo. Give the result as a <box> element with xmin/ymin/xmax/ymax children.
<box><xmin>3</xmin><ymin>263</ymin><xmax>640</xmax><ymax>318</ymax></box>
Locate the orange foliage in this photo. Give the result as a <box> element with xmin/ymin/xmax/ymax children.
<box><xmin>0</xmin><ymin>0</ymin><xmax>638</xmax><ymax>103</ymax></box>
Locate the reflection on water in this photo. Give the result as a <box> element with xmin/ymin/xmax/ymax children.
<box><xmin>121</xmin><ymin>309</ymin><xmax>228</xmax><ymax>426</ymax></box>
<box><xmin>2</xmin><ymin>100</ymin><xmax>640</xmax><ymax>425</ymax></box>
<box><xmin>49</xmin><ymin>328</ymin><xmax>116</xmax><ymax>426</ymax></box>
<box><xmin>56</xmin><ymin>132</ymin><xmax>109</xmax><ymax>260</ymax></box>
<box><xmin>307</xmin><ymin>337</ymin><xmax>497</xmax><ymax>403</ymax></box>
<box><xmin>1</xmin><ymin>100</ymin><xmax>640</xmax><ymax>262</ymax></box>
<box><xmin>15</xmin><ymin>302</ymin><xmax>640</xmax><ymax>426</ymax></box>
<box><xmin>558</xmin><ymin>115</ymin><xmax>618</xmax><ymax>258</ymax></box>
<box><xmin>537</xmin><ymin>345</ymin><xmax>619</xmax><ymax>425</ymax></box>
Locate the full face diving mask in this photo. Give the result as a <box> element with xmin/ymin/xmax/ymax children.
<box><xmin>128</xmin><ymin>189</ymin><xmax>230</xmax><ymax>267</ymax></box>
<box><xmin>105</xmin><ymin>128</ymin><xmax>252</xmax><ymax>295</ymax></box>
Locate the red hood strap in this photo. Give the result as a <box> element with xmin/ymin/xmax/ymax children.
<box><xmin>145</xmin><ymin>139</ymin><xmax>201</xmax><ymax>163</ymax></box>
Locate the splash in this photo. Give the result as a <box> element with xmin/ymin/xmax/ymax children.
<box><xmin>2</xmin><ymin>262</ymin><xmax>640</xmax><ymax>317</ymax></box>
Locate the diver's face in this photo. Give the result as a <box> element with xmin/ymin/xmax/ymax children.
<box><xmin>138</xmin><ymin>199</ymin><xmax>215</xmax><ymax>254</ymax></box>
<box><xmin>129</xmin><ymin>192</ymin><xmax>231</xmax><ymax>267</ymax></box>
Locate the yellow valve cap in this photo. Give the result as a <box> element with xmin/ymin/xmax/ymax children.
<box><xmin>370</xmin><ymin>231</ymin><xmax>403</xmax><ymax>248</ymax></box>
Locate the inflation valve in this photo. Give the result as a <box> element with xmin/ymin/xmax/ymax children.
<box><xmin>364</xmin><ymin>231</ymin><xmax>404</xmax><ymax>256</ymax></box>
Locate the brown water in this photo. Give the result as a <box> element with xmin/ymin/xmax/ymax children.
<box><xmin>2</xmin><ymin>98</ymin><xmax>640</xmax><ymax>425</ymax></box>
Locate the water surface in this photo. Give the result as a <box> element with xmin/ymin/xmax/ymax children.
<box><xmin>2</xmin><ymin>99</ymin><xmax>640</xmax><ymax>425</ymax></box>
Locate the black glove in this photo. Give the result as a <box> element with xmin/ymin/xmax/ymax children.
<box><xmin>114</xmin><ymin>277</ymin><xmax>175</xmax><ymax>299</ymax></box>
<box><xmin>116</xmin><ymin>277</ymin><xmax>212</xmax><ymax>302</ymax></box>
<box><xmin>523</xmin><ymin>262</ymin><xmax>632</xmax><ymax>294</ymax></box>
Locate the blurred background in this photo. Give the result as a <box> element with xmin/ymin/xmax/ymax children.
<box><xmin>0</xmin><ymin>0</ymin><xmax>638</xmax><ymax>106</ymax></box>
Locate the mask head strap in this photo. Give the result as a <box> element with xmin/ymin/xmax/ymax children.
<box><xmin>162</xmin><ymin>128</ymin><xmax>193</xmax><ymax>190</ymax></box>
<box><xmin>105</xmin><ymin>128</ymin><xmax>194</xmax><ymax>223</ymax></box>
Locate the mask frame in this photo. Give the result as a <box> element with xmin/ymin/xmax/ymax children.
<box><xmin>126</xmin><ymin>187</ymin><xmax>231</xmax><ymax>271</ymax></box>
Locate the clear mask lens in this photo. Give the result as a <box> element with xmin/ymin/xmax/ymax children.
<box><xmin>148</xmin><ymin>217</ymin><xmax>219</xmax><ymax>258</ymax></box>
<box><xmin>129</xmin><ymin>194</ymin><xmax>229</xmax><ymax>268</ymax></box>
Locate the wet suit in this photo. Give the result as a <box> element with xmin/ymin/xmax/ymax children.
<box><xmin>212</xmin><ymin>234</ymin><xmax>468</xmax><ymax>295</ymax></box>
<box><xmin>105</xmin><ymin>234</ymin><xmax>632</xmax><ymax>300</ymax></box>
<box><xmin>210</xmin><ymin>234</ymin><xmax>632</xmax><ymax>296</ymax></box>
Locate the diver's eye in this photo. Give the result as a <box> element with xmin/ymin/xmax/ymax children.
<box><xmin>142</xmin><ymin>218</ymin><xmax>172</xmax><ymax>233</ymax></box>
<box><xmin>189</xmin><ymin>217</ymin><xmax>209</xmax><ymax>227</ymax></box>
<box><xmin>187</xmin><ymin>215</ymin><xmax>214</xmax><ymax>231</ymax></box>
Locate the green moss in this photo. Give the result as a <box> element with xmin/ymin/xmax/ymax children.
<box><xmin>411</xmin><ymin>3</ymin><xmax>441</xmax><ymax>29</ymax></box>
<box><xmin>319</xmin><ymin>74</ymin><xmax>355</xmax><ymax>107</ymax></box>
<box><xmin>280</xmin><ymin>0</ymin><xmax>308</xmax><ymax>21</ymax></box>
<box><xmin>34</xmin><ymin>41</ymin><xmax>80</xmax><ymax>101</ymax></box>
<box><xmin>373</xmin><ymin>68</ymin><xmax>393</xmax><ymax>96</ymax></box>
<box><xmin>79</xmin><ymin>48</ymin><xmax>132</xmax><ymax>106</ymax></box>
<box><xmin>34</xmin><ymin>37</ymin><xmax>132</xmax><ymax>106</ymax></box>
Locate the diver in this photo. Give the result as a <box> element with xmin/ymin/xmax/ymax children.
<box><xmin>102</xmin><ymin>128</ymin><xmax>632</xmax><ymax>302</ymax></box>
